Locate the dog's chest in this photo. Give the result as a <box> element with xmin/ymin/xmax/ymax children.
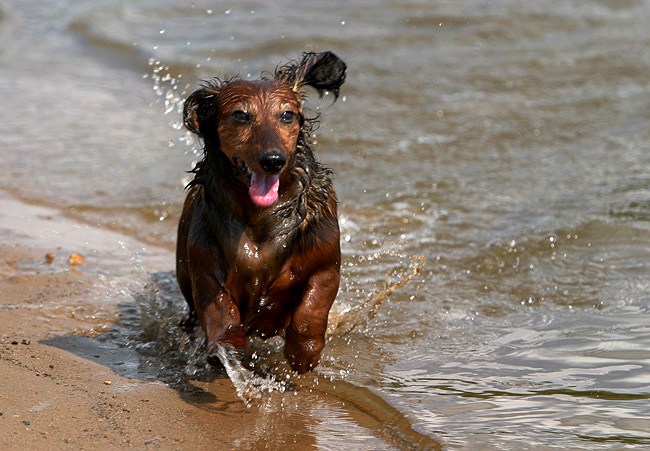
<box><xmin>234</xmin><ymin>238</ymin><xmax>276</xmax><ymax>271</ymax></box>
<box><xmin>229</xmin><ymin>237</ymin><xmax>299</xmax><ymax>294</ymax></box>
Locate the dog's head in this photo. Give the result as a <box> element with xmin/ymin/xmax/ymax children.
<box><xmin>183</xmin><ymin>51</ymin><xmax>346</xmax><ymax>208</ymax></box>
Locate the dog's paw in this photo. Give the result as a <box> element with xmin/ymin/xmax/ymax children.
<box><xmin>284</xmin><ymin>339</ymin><xmax>322</xmax><ymax>374</ymax></box>
<box><xmin>287</xmin><ymin>353</ymin><xmax>320</xmax><ymax>374</ymax></box>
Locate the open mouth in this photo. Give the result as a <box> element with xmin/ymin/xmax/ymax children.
<box><xmin>235</xmin><ymin>158</ymin><xmax>280</xmax><ymax>208</ymax></box>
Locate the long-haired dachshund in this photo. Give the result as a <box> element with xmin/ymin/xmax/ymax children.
<box><xmin>176</xmin><ymin>51</ymin><xmax>346</xmax><ymax>373</ymax></box>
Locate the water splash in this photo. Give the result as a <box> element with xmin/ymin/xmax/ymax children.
<box><xmin>135</xmin><ymin>271</ymin><xmax>289</xmax><ymax>403</ymax></box>
<box><xmin>215</xmin><ymin>344</ymin><xmax>288</xmax><ymax>407</ymax></box>
<box><xmin>145</xmin><ymin>57</ymin><xmax>199</xmax><ymax>158</ymax></box>
<box><xmin>133</xmin><ymin>252</ymin><xmax>425</xmax><ymax>406</ymax></box>
<box><xmin>328</xmin><ymin>254</ymin><xmax>426</xmax><ymax>335</ymax></box>
<box><xmin>133</xmin><ymin>271</ymin><xmax>212</xmax><ymax>382</ymax></box>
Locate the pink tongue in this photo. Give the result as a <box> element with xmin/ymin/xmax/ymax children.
<box><xmin>249</xmin><ymin>172</ymin><xmax>280</xmax><ymax>207</ymax></box>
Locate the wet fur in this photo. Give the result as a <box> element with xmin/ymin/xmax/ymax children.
<box><xmin>176</xmin><ymin>52</ymin><xmax>346</xmax><ymax>373</ymax></box>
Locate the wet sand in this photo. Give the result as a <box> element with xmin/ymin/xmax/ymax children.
<box><xmin>0</xmin><ymin>192</ymin><xmax>441</xmax><ymax>450</ymax></box>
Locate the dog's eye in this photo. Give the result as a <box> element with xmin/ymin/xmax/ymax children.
<box><xmin>279</xmin><ymin>111</ymin><xmax>296</xmax><ymax>124</ymax></box>
<box><xmin>231</xmin><ymin>110</ymin><xmax>251</xmax><ymax>124</ymax></box>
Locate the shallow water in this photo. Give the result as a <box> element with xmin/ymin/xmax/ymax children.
<box><xmin>2</xmin><ymin>0</ymin><xmax>650</xmax><ymax>448</ymax></box>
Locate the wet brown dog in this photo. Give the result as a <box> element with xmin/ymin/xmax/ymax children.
<box><xmin>176</xmin><ymin>52</ymin><xmax>346</xmax><ymax>373</ymax></box>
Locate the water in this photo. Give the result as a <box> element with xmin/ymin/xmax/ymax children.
<box><xmin>2</xmin><ymin>0</ymin><xmax>650</xmax><ymax>448</ymax></box>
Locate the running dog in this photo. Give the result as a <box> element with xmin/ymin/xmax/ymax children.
<box><xmin>176</xmin><ymin>51</ymin><xmax>346</xmax><ymax>373</ymax></box>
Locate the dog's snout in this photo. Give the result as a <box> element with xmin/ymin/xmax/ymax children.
<box><xmin>259</xmin><ymin>151</ymin><xmax>286</xmax><ymax>174</ymax></box>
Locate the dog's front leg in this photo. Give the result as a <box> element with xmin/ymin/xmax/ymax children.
<box><xmin>285</xmin><ymin>266</ymin><xmax>340</xmax><ymax>373</ymax></box>
<box><xmin>191</xmin><ymin>276</ymin><xmax>247</xmax><ymax>365</ymax></box>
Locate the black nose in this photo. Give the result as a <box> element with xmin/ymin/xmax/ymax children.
<box><xmin>259</xmin><ymin>151</ymin><xmax>286</xmax><ymax>173</ymax></box>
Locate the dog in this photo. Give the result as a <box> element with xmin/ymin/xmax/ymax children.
<box><xmin>176</xmin><ymin>51</ymin><xmax>346</xmax><ymax>374</ymax></box>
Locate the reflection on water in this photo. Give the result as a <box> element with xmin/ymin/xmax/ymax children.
<box><xmin>2</xmin><ymin>0</ymin><xmax>650</xmax><ymax>448</ymax></box>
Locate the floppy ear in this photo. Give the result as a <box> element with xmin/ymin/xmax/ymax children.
<box><xmin>276</xmin><ymin>51</ymin><xmax>347</xmax><ymax>99</ymax></box>
<box><xmin>183</xmin><ymin>86</ymin><xmax>219</xmax><ymax>138</ymax></box>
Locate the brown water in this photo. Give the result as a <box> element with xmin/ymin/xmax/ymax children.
<box><xmin>2</xmin><ymin>0</ymin><xmax>650</xmax><ymax>448</ymax></box>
